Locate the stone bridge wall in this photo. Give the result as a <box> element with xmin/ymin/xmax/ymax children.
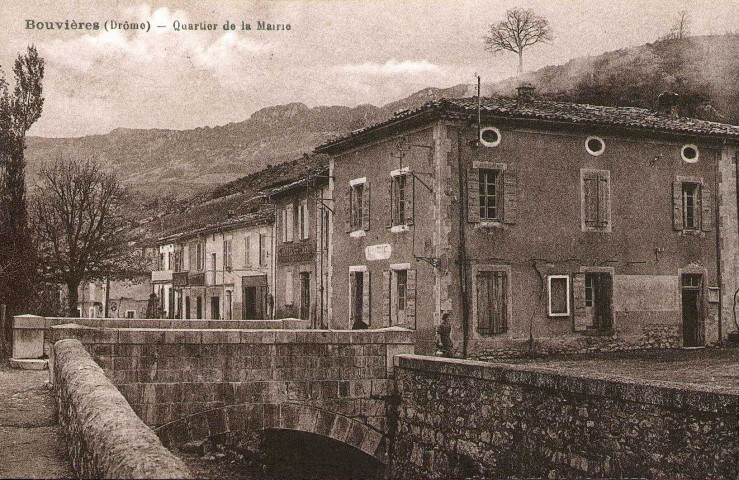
<box><xmin>13</xmin><ymin>314</ymin><xmax>308</xmax><ymax>360</ymax></box>
<box><xmin>391</xmin><ymin>354</ymin><xmax>739</xmax><ymax>479</ymax></box>
<box><xmin>53</xmin><ymin>338</ymin><xmax>192</xmax><ymax>479</ymax></box>
<box><xmin>50</xmin><ymin>325</ymin><xmax>414</xmax><ymax>463</ymax></box>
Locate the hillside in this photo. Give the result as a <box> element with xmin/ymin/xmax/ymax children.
<box><xmin>24</xmin><ymin>34</ymin><xmax>739</xmax><ymax>204</ymax></box>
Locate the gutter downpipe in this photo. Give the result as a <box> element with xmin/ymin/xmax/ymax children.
<box><xmin>715</xmin><ymin>147</ymin><xmax>722</xmax><ymax>345</ymax></box>
<box><xmin>457</xmin><ymin>129</ymin><xmax>470</xmax><ymax>358</ymax></box>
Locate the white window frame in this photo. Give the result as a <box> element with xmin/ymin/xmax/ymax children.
<box><xmin>547</xmin><ymin>275</ymin><xmax>571</xmax><ymax>317</ymax></box>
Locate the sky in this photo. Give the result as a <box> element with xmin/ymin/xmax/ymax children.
<box><xmin>0</xmin><ymin>0</ymin><xmax>737</xmax><ymax>138</ymax></box>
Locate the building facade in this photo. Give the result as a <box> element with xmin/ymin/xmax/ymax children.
<box><xmin>317</xmin><ymin>92</ymin><xmax>739</xmax><ymax>357</ymax></box>
<box><xmin>158</xmin><ymin>208</ymin><xmax>274</xmax><ymax>320</ymax></box>
<box><xmin>265</xmin><ymin>162</ymin><xmax>332</xmax><ymax>328</ymax></box>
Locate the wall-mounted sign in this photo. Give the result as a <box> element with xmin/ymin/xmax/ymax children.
<box><xmin>365</xmin><ymin>244</ymin><xmax>392</xmax><ymax>261</ymax></box>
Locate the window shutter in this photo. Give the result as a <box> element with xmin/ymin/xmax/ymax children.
<box><xmin>597</xmin><ymin>173</ymin><xmax>610</xmax><ymax>228</ymax></box>
<box><xmin>476</xmin><ymin>274</ymin><xmax>491</xmax><ymax>334</ymax></box>
<box><xmin>345</xmin><ymin>188</ymin><xmax>352</xmax><ymax>233</ymax></box>
<box><xmin>468</xmin><ymin>167</ymin><xmax>480</xmax><ymax>223</ymax></box>
<box><xmin>572</xmin><ymin>273</ymin><xmax>588</xmax><ymax>332</ymax></box>
<box><xmin>349</xmin><ymin>271</ymin><xmax>356</xmax><ymax>322</ymax></box>
<box><xmin>583</xmin><ymin>173</ymin><xmax>598</xmax><ymax>227</ymax></box>
<box><xmin>701</xmin><ymin>186</ymin><xmax>712</xmax><ymax>232</ymax></box>
<box><xmin>405</xmin><ymin>175</ymin><xmax>415</xmax><ymax>226</ymax></box>
<box><xmin>362</xmin><ymin>271</ymin><xmax>371</xmax><ymax>326</ymax></box>
<box><xmin>386</xmin><ymin>180</ymin><xmax>394</xmax><ymax>228</ymax></box>
<box><xmin>382</xmin><ymin>270</ymin><xmax>391</xmax><ymax>326</ymax></box>
<box><xmin>362</xmin><ymin>182</ymin><xmax>371</xmax><ymax>231</ymax></box>
<box><xmin>405</xmin><ymin>270</ymin><xmax>417</xmax><ymax>328</ymax></box>
<box><xmin>672</xmin><ymin>180</ymin><xmax>683</xmax><ymax>231</ymax></box>
<box><xmin>503</xmin><ymin>168</ymin><xmax>518</xmax><ymax>224</ymax></box>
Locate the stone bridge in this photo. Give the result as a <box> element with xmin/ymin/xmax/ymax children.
<box><xmin>48</xmin><ymin>323</ymin><xmax>414</xmax><ymax>466</ymax></box>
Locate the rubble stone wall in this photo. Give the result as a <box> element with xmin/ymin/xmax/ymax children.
<box><xmin>391</xmin><ymin>354</ymin><xmax>739</xmax><ymax>480</ymax></box>
<box><xmin>53</xmin><ymin>339</ymin><xmax>192</xmax><ymax>479</ymax></box>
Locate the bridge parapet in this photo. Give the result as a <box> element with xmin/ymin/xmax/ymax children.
<box><xmin>50</xmin><ymin>324</ymin><xmax>414</xmax><ymax>462</ymax></box>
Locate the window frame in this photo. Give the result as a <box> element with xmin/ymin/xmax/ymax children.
<box><xmin>547</xmin><ymin>275</ymin><xmax>571</xmax><ymax>317</ymax></box>
<box><xmin>350</xmin><ymin>180</ymin><xmax>365</xmax><ymax>231</ymax></box>
<box><xmin>682</xmin><ymin>182</ymin><xmax>700</xmax><ymax>231</ymax></box>
<box><xmin>478</xmin><ymin>168</ymin><xmax>502</xmax><ymax>222</ymax></box>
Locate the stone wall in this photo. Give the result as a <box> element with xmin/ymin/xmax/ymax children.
<box><xmin>472</xmin><ymin>323</ymin><xmax>683</xmax><ymax>360</ymax></box>
<box><xmin>50</xmin><ymin>326</ymin><xmax>413</xmax><ymax>443</ymax></box>
<box><xmin>53</xmin><ymin>338</ymin><xmax>192</xmax><ymax>479</ymax></box>
<box><xmin>391</xmin><ymin>354</ymin><xmax>738</xmax><ymax>479</ymax></box>
<box><xmin>11</xmin><ymin>314</ymin><xmax>308</xmax><ymax>360</ymax></box>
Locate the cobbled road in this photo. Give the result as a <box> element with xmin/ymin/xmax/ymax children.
<box><xmin>0</xmin><ymin>365</ymin><xmax>73</xmax><ymax>479</ymax></box>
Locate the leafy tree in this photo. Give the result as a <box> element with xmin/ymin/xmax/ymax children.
<box><xmin>0</xmin><ymin>46</ymin><xmax>45</xmax><ymax>321</ymax></box>
<box><xmin>31</xmin><ymin>156</ymin><xmax>146</xmax><ymax>316</ymax></box>
<box><xmin>484</xmin><ymin>8</ymin><xmax>553</xmax><ymax>74</ymax></box>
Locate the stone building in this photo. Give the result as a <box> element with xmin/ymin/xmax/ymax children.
<box><xmin>316</xmin><ymin>89</ymin><xmax>739</xmax><ymax>357</ymax></box>
<box><xmin>157</xmin><ymin>207</ymin><xmax>274</xmax><ymax>320</ymax></box>
<box><xmin>262</xmin><ymin>157</ymin><xmax>332</xmax><ymax>328</ymax></box>
<box><xmin>76</xmin><ymin>275</ymin><xmax>152</xmax><ymax>318</ymax></box>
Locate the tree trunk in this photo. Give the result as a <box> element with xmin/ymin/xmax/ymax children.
<box><xmin>67</xmin><ymin>280</ymin><xmax>80</xmax><ymax>317</ymax></box>
<box><xmin>517</xmin><ymin>52</ymin><xmax>524</xmax><ymax>75</ymax></box>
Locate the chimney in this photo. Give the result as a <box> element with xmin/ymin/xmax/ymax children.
<box><xmin>516</xmin><ymin>84</ymin><xmax>535</xmax><ymax>106</ymax></box>
<box><xmin>657</xmin><ymin>91</ymin><xmax>680</xmax><ymax>117</ymax></box>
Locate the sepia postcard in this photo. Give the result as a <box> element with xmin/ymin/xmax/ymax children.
<box><xmin>1</xmin><ymin>1</ymin><xmax>739</xmax><ymax>479</ymax></box>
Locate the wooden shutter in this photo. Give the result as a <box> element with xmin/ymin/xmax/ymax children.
<box><xmin>362</xmin><ymin>182</ymin><xmax>371</xmax><ymax>231</ymax></box>
<box><xmin>598</xmin><ymin>274</ymin><xmax>614</xmax><ymax>330</ymax></box>
<box><xmin>701</xmin><ymin>186</ymin><xmax>712</xmax><ymax>232</ymax></box>
<box><xmin>476</xmin><ymin>274</ymin><xmax>490</xmax><ymax>334</ymax></box>
<box><xmin>382</xmin><ymin>270</ymin><xmax>391</xmax><ymax>326</ymax></box>
<box><xmin>386</xmin><ymin>180</ymin><xmax>394</xmax><ymax>228</ymax></box>
<box><xmin>672</xmin><ymin>180</ymin><xmax>683</xmax><ymax>231</ymax></box>
<box><xmin>405</xmin><ymin>270</ymin><xmax>417</xmax><ymax>328</ymax></box>
<box><xmin>362</xmin><ymin>271</ymin><xmax>371</xmax><ymax>326</ymax></box>
<box><xmin>468</xmin><ymin>167</ymin><xmax>480</xmax><ymax>223</ymax></box>
<box><xmin>503</xmin><ymin>168</ymin><xmax>518</xmax><ymax>224</ymax></box>
<box><xmin>583</xmin><ymin>173</ymin><xmax>598</xmax><ymax>228</ymax></box>
<box><xmin>405</xmin><ymin>175</ymin><xmax>414</xmax><ymax>225</ymax></box>
<box><xmin>345</xmin><ymin>188</ymin><xmax>352</xmax><ymax>233</ymax></box>
<box><xmin>572</xmin><ymin>273</ymin><xmax>588</xmax><ymax>332</ymax></box>
<box><xmin>597</xmin><ymin>173</ymin><xmax>610</xmax><ymax>228</ymax></box>
<box><xmin>349</xmin><ymin>271</ymin><xmax>357</xmax><ymax>323</ymax></box>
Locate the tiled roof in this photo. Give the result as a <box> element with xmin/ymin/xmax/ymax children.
<box><xmin>150</xmin><ymin>154</ymin><xmax>329</xmax><ymax>244</ymax></box>
<box><xmin>317</xmin><ymin>97</ymin><xmax>739</xmax><ymax>152</ymax></box>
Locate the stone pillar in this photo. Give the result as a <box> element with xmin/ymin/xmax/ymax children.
<box><xmin>12</xmin><ymin>314</ymin><xmax>46</xmax><ymax>359</ymax></box>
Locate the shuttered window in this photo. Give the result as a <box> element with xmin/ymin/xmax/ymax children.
<box><xmin>349</xmin><ymin>181</ymin><xmax>370</xmax><ymax>231</ymax></box>
<box><xmin>476</xmin><ymin>270</ymin><xmax>508</xmax><ymax>335</ymax></box>
<box><xmin>388</xmin><ymin>173</ymin><xmax>414</xmax><ymax>227</ymax></box>
<box><xmin>672</xmin><ymin>177</ymin><xmax>711</xmax><ymax>233</ymax></box>
<box><xmin>223</xmin><ymin>239</ymin><xmax>232</xmax><ymax>270</ymax></box>
<box><xmin>581</xmin><ymin>169</ymin><xmax>611</xmax><ymax>232</ymax></box>
<box><xmin>468</xmin><ymin>163</ymin><xmax>516</xmax><ymax>224</ymax></box>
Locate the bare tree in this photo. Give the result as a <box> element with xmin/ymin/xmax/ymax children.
<box><xmin>31</xmin><ymin>156</ymin><xmax>145</xmax><ymax>316</ymax></box>
<box><xmin>0</xmin><ymin>46</ymin><xmax>45</xmax><ymax>321</ymax></box>
<box><xmin>660</xmin><ymin>10</ymin><xmax>691</xmax><ymax>41</ymax></box>
<box><xmin>484</xmin><ymin>8</ymin><xmax>552</xmax><ymax>75</ymax></box>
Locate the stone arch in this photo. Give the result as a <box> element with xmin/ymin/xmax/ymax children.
<box><xmin>155</xmin><ymin>402</ymin><xmax>388</xmax><ymax>464</ymax></box>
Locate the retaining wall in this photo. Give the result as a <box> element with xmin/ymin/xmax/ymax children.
<box><xmin>53</xmin><ymin>338</ymin><xmax>192</xmax><ymax>479</ymax></box>
<box><xmin>391</xmin><ymin>354</ymin><xmax>739</xmax><ymax>480</ymax></box>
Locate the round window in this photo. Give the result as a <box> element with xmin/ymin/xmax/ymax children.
<box><xmin>585</xmin><ymin>136</ymin><xmax>605</xmax><ymax>156</ymax></box>
<box><xmin>681</xmin><ymin>144</ymin><xmax>699</xmax><ymax>163</ymax></box>
<box><xmin>479</xmin><ymin>127</ymin><xmax>501</xmax><ymax>147</ymax></box>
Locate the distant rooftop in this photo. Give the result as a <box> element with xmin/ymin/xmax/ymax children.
<box><xmin>316</xmin><ymin>96</ymin><xmax>739</xmax><ymax>153</ymax></box>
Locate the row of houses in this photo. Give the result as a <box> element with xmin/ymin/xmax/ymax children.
<box><xmin>152</xmin><ymin>87</ymin><xmax>739</xmax><ymax>358</ymax></box>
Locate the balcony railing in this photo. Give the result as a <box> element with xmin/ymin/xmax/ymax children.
<box><xmin>189</xmin><ymin>272</ymin><xmax>205</xmax><ymax>286</ymax></box>
<box><xmin>172</xmin><ymin>271</ymin><xmax>189</xmax><ymax>287</ymax></box>
<box><xmin>151</xmin><ymin>270</ymin><xmax>173</xmax><ymax>283</ymax></box>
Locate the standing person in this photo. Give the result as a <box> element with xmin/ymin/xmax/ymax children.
<box><xmin>436</xmin><ymin>312</ymin><xmax>454</xmax><ymax>357</ymax></box>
